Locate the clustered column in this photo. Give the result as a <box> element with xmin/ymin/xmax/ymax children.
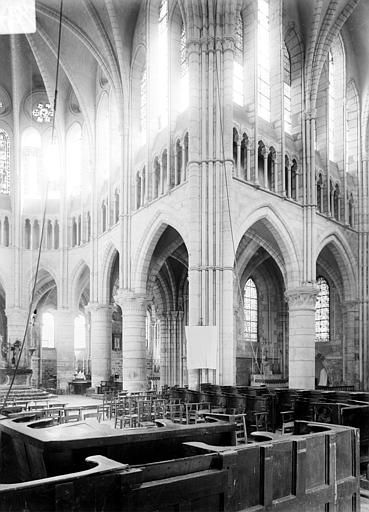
<box><xmin>343</xmin><ymin>300</ymin><xmax>359</xmax><ymax>387</ymax></box>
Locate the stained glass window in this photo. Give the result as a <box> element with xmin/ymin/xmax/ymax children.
<box><xmin>258</xmin><ymin>0</ymin><xmax>270</xmax><ymax>121</ymax></box>
<box><xmin>180</xmin><ymin>23</ymin><xmax>187</xmax><ymax>78</ymax></box>
<box><xmin>66</xmin><ymin>123</ymin><xmax>82</xmax><ymax>195</ymax></box>
<box><xmin>315</xmin><ymin>276</ymin><xmax>330</xmax><ymax>342</ymax></box>
<box><xmin>0</xmin><ymin>129</ymin><xmax>10</xmax><ymax>195</ymax></box>
<box><xmin>158</xmin><ymin>0</ymin><xmax>168</xmax><ymax>128</ymax></box>
<box><xmin>22</xmin><ymin>127</ymin><xmax>41</xmax><ymax>197</ymax></box>
<box><xmin>244</xmin><ymin>278</ymin><xmax>258</xmax><ymax>342</ymax></box>
<box><xmin>32</xmin><ymin>102</ymin><xmax>54</xmax><ymax>123</ymax></box>
<box><xmin>284</xmin><ymin>44</ymin><xmax>291</xmax><ymax>134</ymax></box>
<box><xmin>179</xmin><ymin>21</ymin><xmax>189</xmax><ymax>112</ymax></box>
<box><xmin>233</xmin><ymin>13</ymin><xmax>244</xmax><ymax>105</ymax></box>
<box><xmin>328</xmin><ymin>52</ymin><xmax>335</xmax><ymax>161</ymax></box>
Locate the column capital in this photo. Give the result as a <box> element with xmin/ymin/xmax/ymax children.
<box><xmin>222</xmin><ymin>36</ymin><xmax>234</xmax><ymax>52</ymax></box>
<box><xmin>171</xmin><ymin>310</ymin><xmax>179</xmax><ymax>319</ymax></box>
<box><xmin>304</xmin><ymin>108</ymin><xmax>317</xmax><ymax>121</ymax></box>
<box><xmin>187</xmin><ymin>40</ymin><xmax>201</xmax><ymax>56</ymax></box>
<box><xmin>85</xmin><ymin>302</ymin><xmax>112</xmax><ymax>314</ymax></box>
<box><xmin>114</xmin><ymin>289</ymin><xmax>147</xmax><ymax>313</ymax></box>
<box><xmin>5</xmin><ymin>307</ymin><xmax>28</xmax><ymax>319</ymax></box>
<box><xmin>285</xmin><ymin>284</ymin><xmax>319</xmax><ymax>309</ymax></box>
<box><xmin>53</xmin><ymin>308</ymin><xmax>75</xmax><ymax>318</ymax></box>
<box><xmin>343</xmin><ymin>299</ymin><xmax>358</xmax><ymax>311</ymax></box>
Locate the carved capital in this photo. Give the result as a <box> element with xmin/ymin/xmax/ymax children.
<box><xmin>285</xmin><ymin>285</ymin><xmax>319</xmax><ymax>309</ymax></box>
<box><xmin>85</xmin><ymin>302</ymin><xmax>112</xmax><ymax>314</ymax></box>
<box><xmin>187</xmin><ymin>40</ymin><xmax>200</xmax><ymax>56</ymax></box>
<box><xmin>343</xmin><ymin>300</ymin><xmax>358</xmax><ymax>312</ymax></box>
<box><xmin>222</xmin><ymin>36</ymin><xmax>234</xmax><ymax>52</ymax></box>
<box><xmin>5</xmin><ymin>307</ymin><xmax>28</xmax><ymax>322</ymax></box>
<box><xmin>114</xmin><ymin>289</ymin><xmax>147</xmax><ymax>314</ymax></box>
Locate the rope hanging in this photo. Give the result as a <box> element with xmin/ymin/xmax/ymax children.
<box><xmin>1</xmin><ymin>0</ymin><xmax>64</xmax><ymax>411</ymax></box>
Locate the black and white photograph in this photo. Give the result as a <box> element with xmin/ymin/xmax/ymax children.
<box><xmin>0</xmin><ymin>0</ymin><xmax>368</xmax><ymax>510</ymax></box>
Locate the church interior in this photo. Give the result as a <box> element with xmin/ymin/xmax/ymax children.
<box><xmin>0</xmin><ymin>0</ymin><xmax>369</xmax><ymax>510</ymax></box>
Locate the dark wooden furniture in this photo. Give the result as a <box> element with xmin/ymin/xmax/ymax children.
<box><xmin>68</xmin><ymin>380</ymin><xmax>91</xmax><ymax>394</ymax></box>
<box><xmin>0</xmin><ymin>421</ymin><xmax>360</xmax><ymax>511</ymax></box>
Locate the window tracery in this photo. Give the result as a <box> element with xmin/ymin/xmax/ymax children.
<box><xmin>179</xmin><ymin>21</ymin><xmax>189</xmax><ymax>112</ymax></box>
<box><xmin>315</xmin><ymin>277</ymin><xmax>330</xmax><ymax>342</ymax></box>
<box><xmin>233</xmin><ymin>13</ymin><xmax>244</xmax><ymax>105</ymax></box>
<box><xmin>284</xmin><ymin>44</ymin><xmax>291</xmax><ymax>134</ymax></box>
<box><xmin>0</xmin><ymin>129</ymin><xmax>10</xmax><ymax>195</ymax></box>
<box><xmin>32</xmin><ymin>102</ymin><xmax>54</xmax><ymax>123</ymax></box>
<box><xmin>244</xmin><ymin>278</ymin><xmax>258</xmax><ymax>342</ymax></box>
<box><xmin>258</xmin><ymin>0</ymin><xmax>270</xmax><ymax>121</ymax></box>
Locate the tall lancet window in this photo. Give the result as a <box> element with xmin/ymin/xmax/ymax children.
<box><xmin>258</xmin><ymin>0</ymin><xmax>270</xmax><ymax>121</ymax></box>
<box><xmin>22</xmin><ymin>127</ymin><xmax>41</xmax><ymax>197</ymax></box>
<box><xmin>328</xmin><ymin>52</ymin><xmax>335</xmax><ymax>161</ymax></box>
<box><xmin>140</xmin><ymin>65</ymin><xmax>147</xmax><ymax>136</ymax></box>
<box><xmin>66</xmin><ymin>123</ymin><xmax>82</xmax><ymax>196</ymax></box>
<box><xmin>315</xmin><ymin>276</ymin><xmax>330</xmax><ymax>342</ymax></box>
<box><xmin>284</xmin><ymin>44</ymin><xmax>292</xmax><ymax>134</ymax></box>
<box><xmin>158</xmin><ymin>0</ymin><xmax>168</xmax><ymax>129</ymax></box>
<box><xmin>179</xmin><ymin>21</ymin><xmax>189</xmax><ymax>112</ymax></box>
<box><xmin>244</xmin><ymin>278</ymin><xmax>258</xmax><ymax>343</ymax></box>
<box><xmin>0</xmin><ymin>129</ymin><xmax>10</xmax><ymax>195</ymax></box>
<box><xmin>233</xmin><ymin>13</ymin><xmax>244</xmax><ymax>105</ymax></box>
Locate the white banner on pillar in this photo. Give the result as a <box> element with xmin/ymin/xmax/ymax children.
<box><xmin>185</xmin><ymin>326</ymin><xmax>217</xmax><ymax>369</ymax></box>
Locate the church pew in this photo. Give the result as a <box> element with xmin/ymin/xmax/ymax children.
<box><xmin>0</xmin><ymin>421</ymin><xmax>360</xmax><ymax>511</ymax></box>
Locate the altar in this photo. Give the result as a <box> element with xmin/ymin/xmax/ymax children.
<box><xmin>250</xmin><ymin>373</ymin><xmax>288</xmax><ymax>388</ymax></box>
<box><xmin>68</xmin><ymin>379</ymin><xmax>91</xmax><ymax>394</ymax></box>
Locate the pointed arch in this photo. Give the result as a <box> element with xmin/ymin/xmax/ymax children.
<box><xmin>234</xmin><ymin>205</ymin><xmax>301</xmax><ymax>288</ymax></box>
<box><xmin>100</xmin><ymin>242</ymin><xmax>119</xmax><ymax>304</ymax></box>
<box><xmin>131</xmin><ymin>43</ymin><xmax>147</xmax><ymax>138</ymax></box>
<box><xmin>132</xmin><ymin>210</ymin><xmax>189</xmax><ymax>294</ymax></box>
<box><xmin>316</xmin><ymin>230</ymin><xmax>357</xmax><ymax>301</ymax></box>
<box><xmin>69</xmin><ymin>259</ymin><xmax>91</xmax><ymax>310</ymax></box>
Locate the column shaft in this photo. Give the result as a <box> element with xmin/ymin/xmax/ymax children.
<box><xmin>118</xmin><ymin>294</ymin><xmax>147</xmax><ymax>391</ymax></box>
<box><xmin>88</xmin><ymin>304</ymin><xmax>112</xmax><ymax>388</ymax></box>
<box><xmin>286</xmin><ymin>286</ymin><xmax>318</xmax><ymax>389</ymax></box>
<box><xmin>54</xmin><ymin>309</ymin><xmax>75</xmax><ymax>392</ymax></box>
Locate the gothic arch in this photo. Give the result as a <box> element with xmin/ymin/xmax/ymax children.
<box><xmin>234</xmin><ymin>205</ymin><xmax>301</xmax><ymax>288</ymax></box>
<box><xmin>310</xmin><ymin>4</ymin><xmax>358</xmax><ymax>110</ymax></box>
<box><xmin>69</xmin><ymin>260</ymin><xmax>91</xmax><ymax>310</ymax></box>
<box><xmin>316</xmin><ymin>231</ymin><xmax>357</xmax><ymax>301</ymax></box>
<box><xmin>132</xmin><ymin>210</ymin><xmax>189</xmax><ymax>293</ymax></box>
<box><xmin>100</xmin><ymin>243</ymin><xmax>119</xmax><ymax>304</ymax></box>
<box><xmin>25</xmin><ymin>263</ymin><xmax>59</xmax><ymax>298</ymax></box>
<box><xmin>31</xmin><ymin>268</ymin><xmax>58</xmax><ymax>310</ymax></box>
<box><xmin>147</xmin><ymin>237</ymin><xmax>187</xmax><ymax>298</ymax></box>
